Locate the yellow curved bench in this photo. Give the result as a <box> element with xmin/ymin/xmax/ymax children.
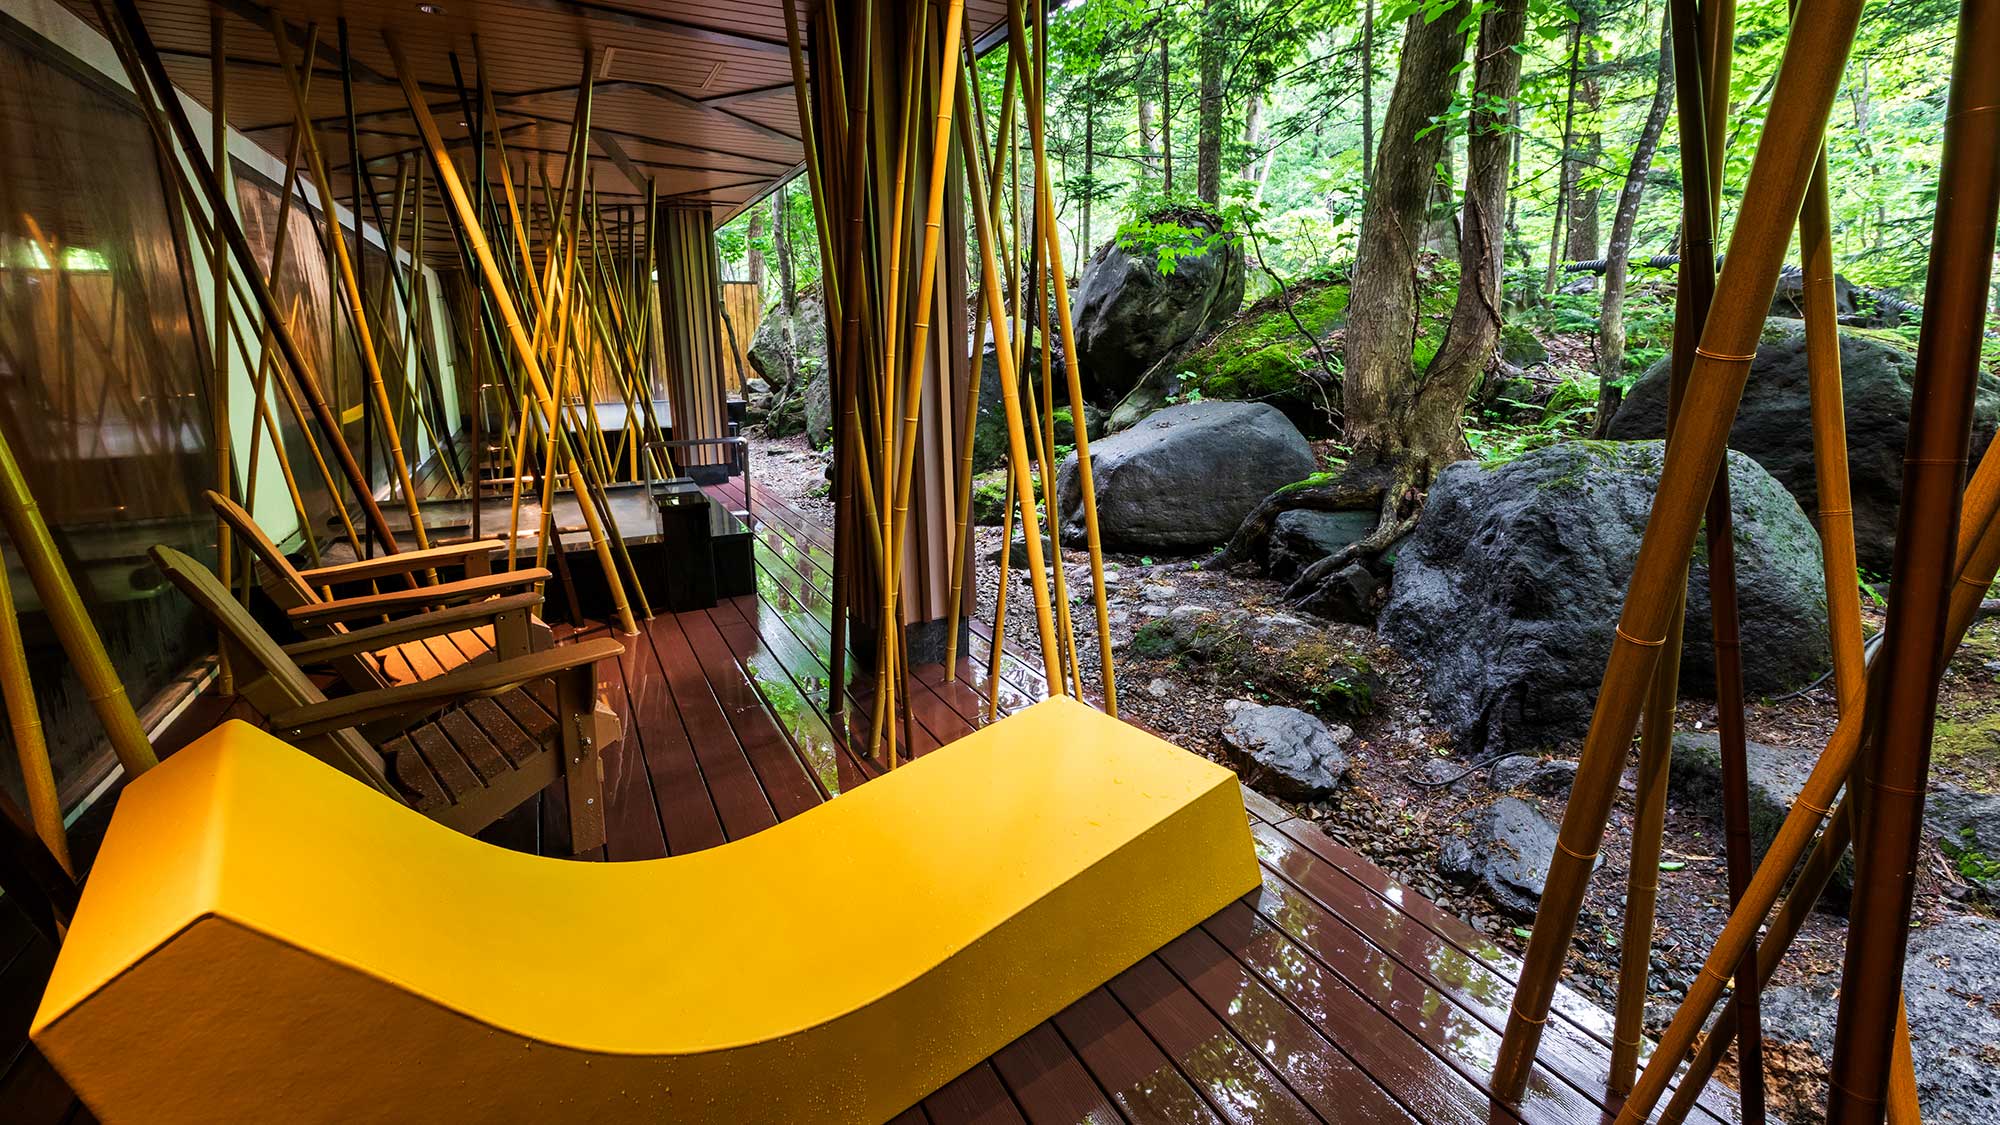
<box><xmin>33</xmin><ymin>696</ymin><xmax>1258</xmax><ymax>1124</ymax></box>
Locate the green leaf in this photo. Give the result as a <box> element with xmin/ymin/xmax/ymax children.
<box><xmin>1659</xmin><ymin>860</ymin><xmax>1687</xmax><ymax>872</ymax></box>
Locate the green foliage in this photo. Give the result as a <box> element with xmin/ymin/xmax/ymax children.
<box><xmin>1942</xmin><ymin>828</ymin><xmax>2000</xmax><ymax>884</ymax></box>
<box><xmin>1467</xmin><ymin>372</ymin><xmax>1601</xmax><ymax>466</ymax></box>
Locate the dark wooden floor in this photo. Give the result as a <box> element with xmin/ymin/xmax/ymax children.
<box><xmin>0</xmin><ymin>474</ymin><xmax>1748</xmax><ymax>1123</ymax></box>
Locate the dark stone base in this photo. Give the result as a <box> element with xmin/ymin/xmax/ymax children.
<box><xmin>848</xmin><ymin>614</ymin><xmax>972</xmax><ymax>668</ymax></box>
<box><xmin>683</xmin><ymin>462</ymin><xmax>737</xmax><ymax>485</ymax></box>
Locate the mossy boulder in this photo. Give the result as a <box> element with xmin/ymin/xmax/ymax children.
<box><xmin>1500</xmin><ymin>322</ymin><xmax>1549</xmax><ymax>367</ymax></box>
<box><xmin>1381</xmin><ymin>440</ymin><xmax>1830</xmax><ymax>755</ymax></box>
<box><xmin>1073</xmin><ymin>208</ymin><xmax>1246</xmax><ymax>404</ymax></box>
<box><xmin>1606</xmin><ymin>316</ymin><xmax>2000</xmax><ymax>573</ymax></box>
<box><xmin>1127</xmin><ymin>606</ymin><xmax>1378</xmax><ymax>721</ymax></box>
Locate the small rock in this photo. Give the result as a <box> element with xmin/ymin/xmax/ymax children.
<box><xmin>1440</xmin><ymin>797</ymin><xmax>1589</xmax><ymax>920</ymax></box>
<box><xmin>987</xmin><ymin>534</ymin><xmax>1055</xmax><ymax>570</ymax></box>
<box><xmin>1220</xmin><ymin>704</ymin><xmax>1351</xmax><ymax>802</ymax></box>
<box><xmin>1143</xmin><ymin>583</ymin><xmax>1179</xmax><ymax>602</ymax></box>
<box><xmin>1489</xmin><ymin>756</ymin><xmax>1580</xmax><ymax>796</ymax></box>
<box><xmin>1147</xmin><ymin>677</ymin><xmax>1171</xmax><ymax>699</ymax></box>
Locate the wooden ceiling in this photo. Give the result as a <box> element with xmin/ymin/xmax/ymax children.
<box><xmin>64</xmin><ymin>0</ymin><xmax>1013</xmax><ymax>266</ymax></box>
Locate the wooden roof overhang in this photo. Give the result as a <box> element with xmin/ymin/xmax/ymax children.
<box><xmin>60</xmin><ymin>0</ymin><xmax>1014</xmax><ymax>266</ymax></box>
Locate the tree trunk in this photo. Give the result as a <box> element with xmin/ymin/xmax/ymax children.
<box><xmin>1544</xmin><ymin>17</ymin><xmax>1582</xmax><ymax>294</ymax></box>
<box><xmin>1195</xmin><ymin>0</ymin><xmax>1225</xmax><ymax>205</ymax></box>
<box><xmin>746</xmin><ymin>204</ymin><xmax>766</xmax><ymax>291</ymax></box>
<box><xmin>1341</xmin><ymin>5</ymin><xmax>1471</xmax><ymax>462</ymax></box>
<box><xmin>1241</xmin><ymin>95</ymin><xmax>1263</xmax><ymax>181</ymax></box>
<box><xmin>1407</xmin><ymin>0</ymin><xmax>1530</xmax><ymax>472</ymax></box>
<box><xmin>1360</xmin><ymin>0</ymin><xmax>1375</xmax><ymax>191</ymax></box>
<box><xmin>1138</xmin><ymin>89</ymin><xmax>1156</xmax><ymax>185</ymax></box>
<box><xmin>1159</xmin><ymin>36</ymin><xmax>1174</xmax><ymax>197</ymax></box>
<box><xmin>1594</xmin><ymin>10</ymin><xmax>1673</xmax><ymax>434</ymax></box>
<box><xmin>1566</xmin><ymin>1</ymin><xmax>1603</xmax><ymax>263</ymax></box>
<box><xmin>772</xmin><ymin>185</ymin><xmax>798</xmax><ymax>391</ymax></box>
<box><xmin>1082</xmin><ymin>84</ymin><xmax>1096</xmax><ymax>255</ymax></box>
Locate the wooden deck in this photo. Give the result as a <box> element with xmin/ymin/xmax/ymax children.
<box><xmin>0</xmin><ymin>476</ymin><xmax>1746</xmax><ymax>1123</ymax></box>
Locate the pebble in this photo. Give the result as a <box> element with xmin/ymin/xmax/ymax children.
<box><xmin>1147</xmin><ymin>678</ymin><xmax>1171</xmax><ymax>698</ymax></box>
<box><xmin>1143</xmin><ymin>583</ymin><xmax>1178</xmax><ymax>602</ymax></box>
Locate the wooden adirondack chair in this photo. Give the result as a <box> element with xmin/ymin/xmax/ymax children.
<box><xmin>203</xmin><ymin>489</ymin><xmax>552</xmax><ymax>692</ymax></box>
<box><xmin>151</xmin><ymin>545</ymin><xmax>622</xmax><ymax>853</ymax></box>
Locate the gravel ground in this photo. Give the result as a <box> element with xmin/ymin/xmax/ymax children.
<box><xmin>746</xmin><ymin>431</ymin><xmax>1991</xmax><ymax>1122</ymax></box>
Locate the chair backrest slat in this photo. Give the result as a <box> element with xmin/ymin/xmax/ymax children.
<box><xmin>150</xmin><ymin>545</ymin><xmax>391</xmax><ymax>787</ymax></box>
<box><xmin>204</xmin><ymin>490</ymin><xmax>321</xmax><ymax>610</ymax></box>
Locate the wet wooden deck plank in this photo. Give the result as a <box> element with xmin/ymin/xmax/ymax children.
<box><xmin>711</xmin><ymin>477</ymin><xmax>1051</xmax><ymax>703</ymax></box>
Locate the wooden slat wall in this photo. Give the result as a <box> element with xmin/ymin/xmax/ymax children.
<box><xmin>658</xmin><ymin>205</ymin><xmax>729</xmax><ymax>465</ymax></box>
<box><xmin>718</xmin><ymin>280</ymin><xmax>760</xmax><ymax>396</ymax></box>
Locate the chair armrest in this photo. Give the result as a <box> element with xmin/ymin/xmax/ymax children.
<box><xmin>287</xmin><ymin>569</ymin><xmax>550</xmax><ymax>626</ymax></box>
<box><xmin>299</xmin><ymin>540</ymin><xmax>505</xmax><ymax>586</ymax></box>
<box><xmin>270</xmin><ymin>638</ymin><xmax>625</xmax><ymax>740</ymax></box>
<box><xmin>282</xmin><ymin>592</ymin><xmax>543</xmax><ymax>665</ymax></box>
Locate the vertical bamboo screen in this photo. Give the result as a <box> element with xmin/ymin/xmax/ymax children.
<box><xmin>805</xmin><ymin>0</ymin><xmax>972</xmax><ymax>647</ymax></box>
<box><xmin>657</xmin><ymin>206</ymin><xmax>731</xmax><ymax>468</ymax></box>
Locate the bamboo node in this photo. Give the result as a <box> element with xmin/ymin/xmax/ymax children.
<box><xmin>1699</xmin><ymin>963</ymin><xmax>1732</xmax><ymax>984</ymax></box>
<box><xmin>1556</xmin><ymin>838</ymin><xmax>1597</xmax><ymax>861</ymax></box>
<box><xmin>1693</xmin><ymin>347</ymin><xmax>1758</xmax><ymax>363</ymax></box>
<box><xmin>1507</xmin><ymin>1001</ymin><xmax>1550</xmax><ymax>1027</ymax></box>
<box><xmin>1614</xmin><ymin>626</ymin><xmax>1666</xmax><ymax>648</ymax></box>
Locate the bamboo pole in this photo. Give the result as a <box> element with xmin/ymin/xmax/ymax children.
<box><xmin>0</xmin><ymin>545</ymin><xmax>69</xmax><ymax>875</ymax></box>
<box><xmin>1613</xmin><ymin>0</ymin><xmax>1723</xmax><ymax>1091</ymax></box>
<box><xmin>0</xmin><ymin>424</ymin><xmax>154</xmax><ymax>776</ymax></box>
<box><xmin>942</xmin><ymin>36</ymin><xmax>1002</xmax><ymax>681</ymax></box>
<box><xmin>272</xmin><ymin>21</ymin><xmax>432</xmax><ymax>558</ymax></box>
<box><xmin>208</xmin><ymin>6</ymin><xmax>236</xmax><ymax>693</ymax></box>
<box><xmin>1827</xmin><ymin>3</ymin><xmax>2000</xmax><ymax>1114</ymax></box>
<box><xmin>1493</xmin><ymin>0</ymin><xmax>1867</xmax><ymax>1099</ymax></box>
<box><xmin>1622</xmin><ymin>419</ymin><xmax>2000</xmax><ymax>1123</ymax></box>
<box><xmin>955</xmin><ymin>55</ymin><xmax>1063</xmax><ymax>694</ymax></box>
<box><xmin>1009</xmin><ymin>0</ymin><xmax>1116</xmax><ymax>712</ymax></box>
<box><xmin>871</xmin><ymin>0</ymin><xmax>967</xmax><ymax>758</ymax></box>
<box><xmin>385</xmin><ymin>33</ymin><xmax>639</xmax><ymax>636</ymax></box>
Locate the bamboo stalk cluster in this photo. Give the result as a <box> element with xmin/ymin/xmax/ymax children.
<box><xmin>786</xmin><ymin>0</ymin><xmax>1119</xmax><ymax>763</ymax></box>
<box><xmin>1494</xmin><ymin>1</ymin><xmax>2000</xmax><ymax>1122</ymax></box>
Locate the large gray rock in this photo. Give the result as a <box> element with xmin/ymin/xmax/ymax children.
<box><xmin>1763</xmin><ymin>915</ymin><xmax>2000</xmax><ymax>1124</ymax></box>
<box><xmin>748</xmin><ymin>295</ymin><xmax>831</xmax><ymax>445</ymax></box>
<box><xmin>1056</xmin><ymin>401</ymin><xmax>1313</xmax><ymax>552</ymax></box>
<box><xmin>1606</xmin><ymin>317</ymin><xmax>2000</xmax><ymax>573</ymax></box>
<box><xmin>1073</xmin><ymin>211</ymin><xmax>1245</xmax><ymax>404</ymax></box>
<box><xmin>1437</xmin><ymin>797</ymin><xmax>1567</xmax><ymax>918</ymax></box>
<box><xmin>1220</xmin><ymin>703</ymin><xmax>1350</xmax><ymax>802</ymax></box>
<box><xmin>747</xmin><ymin>294</ymin><xmax>826</xmax><ymax>391</ymax></box>
<box><xmin>1381</xmin><ymin>441</ymin><xmax>1830</xmax><ymax>755</ymax></box>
